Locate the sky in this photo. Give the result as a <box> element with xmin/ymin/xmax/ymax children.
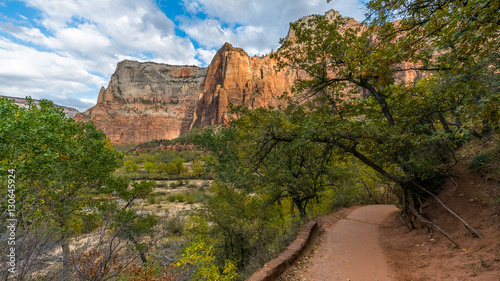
<box><xmin>0</xmin><ymin>0</ymin><xmax>366</xmax><ymax>111</ymax></box>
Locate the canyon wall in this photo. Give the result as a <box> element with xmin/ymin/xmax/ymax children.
<box><xmin>191</xmin><ymin>43</ymin><xmax>304</xmax><ymax>128</ymax></box>
<box><xmin>74</xmin><ymin>61</ymin><xmax>206</xmax><ymax>145</ymax></box>
<box><xmin>76</xmin><ymin>9</ymin><xmax>386</xmax><ymax>145</ymax></box>
<box><xmin>77</xmin><ymin>45</ymin><xmax>305</xmax><ymax>145</ymax></box>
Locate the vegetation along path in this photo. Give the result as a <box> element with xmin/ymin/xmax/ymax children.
<box><xmin>283</xmin><ymin>205</ymin><xmax>399</xmax><ymax>281</ymax></box>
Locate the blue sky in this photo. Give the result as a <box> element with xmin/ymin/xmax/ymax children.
<box><xmin>0</xmin><ymin>0</ymin><xmax>365</xmax><ymax>111</ymax></box>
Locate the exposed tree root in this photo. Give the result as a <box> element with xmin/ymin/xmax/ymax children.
<box><xmin>414</xmin><ymin>183</ymin><xmax>483</xmax><ymax>240</ymax></box>
<box><xmin>399</xmin><ymin>181</ymin><xmax>484</xmax><ymax>249</ymax></box>
<box><xmin>407</xmin><ymin>202</ymin><xmax>461</xmax><ymax>249</ymax></box>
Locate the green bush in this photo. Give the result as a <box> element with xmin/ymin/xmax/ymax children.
<box><xmin>167</xmin><ymin>194</ymin><xmax>186</xmax><ymax>203</ymax></box>
<box><xmin>170</xmin><ymin>182</ymin><xmax>180</xmax><ymax>189</ymax></box>
<box><xmin>143</xmin><ymin>161</ymin><xmax>158</xmax><ymax>173</ymax></box>
<box><xmin>469</xmin><ymin>154</ymin><xmax>491</xmax><ymax>173</ymax></box>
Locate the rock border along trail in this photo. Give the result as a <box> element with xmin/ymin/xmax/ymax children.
<box><xmin>284</xmin><ymin>205</ymin><xmax>399</xmax><ymax>281</ymax></box>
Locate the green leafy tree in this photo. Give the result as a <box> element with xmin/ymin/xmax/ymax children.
<box><xmin>191</xmin><ymin>159</ymin><xmax>205</xmax><ymax>178</ymax></box>
<box><xmin>173</xmin><ymin>157</ymin><xmax>186</xmax><ymax>175</ymax></box>
<box><xmin>0</xmin><ymin>97</ymin><xmax>122</xmax><ymax>267</ymax></box>
<box><xmin>166</xmin><ymin>162</ymin><xmax>179</xmax><ymax>175</ymax></box>
<box><xmin>124</xmin><ymin>160</ymin><xmax>140</xmax><ymax>173</ymax></box>
<box><xmin>143</xmin><ymin>161</ymin><xmax>159</xmax><ymax>174</ymax></box>
<box><xmin>176</xmin><ymin>241</ymin><xmax>237</xmax><ymax>281</ymax></box>
<box><xmin>262</xmin><ymin>2</ymin><xmax>494</xmax><ymax>245</ymax></box>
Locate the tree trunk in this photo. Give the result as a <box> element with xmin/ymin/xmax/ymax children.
<box><xmin>437</xmin><ymin>112</ymin><xmax>452</xmax><ymax>134</ymax></box>
<box><xmin>128</xmin><ymin>234</ymin><xmax>148</xmax><ymax>265</ymax></box>
<box><xmin>61</xmin><ymin>239</ymin><xmax>71</xmax><ymax>267</ymax></box>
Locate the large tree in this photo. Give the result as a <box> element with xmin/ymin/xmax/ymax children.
<box><xmin>0</xmin><ymin>97</ymin><xmax>123</xmax><ymax>276</ymax></box>
<box><xmin>255</xmin><ymin>0</ymin><xmax>498</xmax><ymax>245</ymax></box>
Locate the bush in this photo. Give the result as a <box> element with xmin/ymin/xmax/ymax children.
<box><xmin>156</xmin><ymin>182</ymin><xmax>168</xmax><ymax>188</ymax></box>
<box><xmin>124</xmin><ymin>160</ymin><xmax>139</xmax><ymax>173</ymax></box>
<box><xmin>469</xmin><ymin>154</ymin><xmax>491</xmax><ymax>173</ymax></box>
<box><xmin>170</xmin><ymin>182</ymin><xmax>180</xmax><ymax>189</ymax></box>
<box><xmin>146</xmin><ymin>195</ymin><xmax>157</xmax><ymax>205</ymax></box>
<box><xmin>167</xmin><ymin>194</ymin><xmax>186</xmax><ymax>203</ymax></box>
<box><xmin>143</xmin><ymin>161</ymin><xmax>158</xmax><ymax>173</ymax></box>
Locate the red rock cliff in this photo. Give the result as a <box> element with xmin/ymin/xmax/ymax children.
<box><xmin>190</xmin><ymin>43</ymin><xmax>305</xmax><ymax>128</ymax></box>
<box><xmin>74</xmin><ymin>61</ymin><xmax>206</xmax><ymax>145</ymax></box>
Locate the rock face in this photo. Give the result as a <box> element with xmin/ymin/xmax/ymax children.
<box><xmin>76</xmin><ymin>45</ymin><xmax>305</xmax><ymax>145</ymax></box>
<box><xmin>76</xmin><ymin>9</ymin><xmax>377</xmax><ymax>145</ymax></box>
<box><xmin>74</xmin><ymin>61</ymin><xmax>206</xmax><ymax>145</ymax></box>
<box><xmin>191</xmin><ymin>43</ymin><xmax>305</xmax><ymax>128</ymax></box>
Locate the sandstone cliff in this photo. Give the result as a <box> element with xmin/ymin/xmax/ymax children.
<box><xmin>76</xmin><ymin>10</ymin><xmax>394</xmax><ymax>145</ymax></box>
<box><xmin>74</xmin><ymin>61</ymin><xmax>206</xmax><ymax>145</ymax></box>
<box><xmin>191</xmin><ymin>42</ymin><xmax>305</xmax><ymax>128</ymax></box>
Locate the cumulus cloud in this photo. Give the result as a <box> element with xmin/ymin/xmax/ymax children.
<box><xmin>179</xmin><ymin>0</ymin><xmax>365</xmax><ymax>56</ymax></box>
<box><xmin>0</xmin><ymin>0</ymin><xmax>200</xmax><ymax>110</ymax></box>
<box><xmin>0</xmin><ymin>0</ymin><xmax>365</xmax><ymax>110</ymax></box>
<box><xmin>0</xmin><ymin>38</ymin><xmax>106</xmax><ymax>111</ymax></box>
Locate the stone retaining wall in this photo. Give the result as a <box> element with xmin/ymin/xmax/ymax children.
<box><xmin>246</xmin><ymin>220</ymin><xmax>318</xmax><ymax>281</ymax></box>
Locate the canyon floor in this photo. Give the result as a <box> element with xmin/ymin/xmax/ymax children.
<box><xmin>278</xmin><ymin>158</ymin><xmax>500</xmax><ymax>280</ymax></box>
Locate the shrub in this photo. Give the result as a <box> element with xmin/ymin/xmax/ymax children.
<box><xmin>469</xmin><ymin>154</ymin><xmax>491</xmax><ymax>173</ymax></box>
<box><xmin>124</xmin><ymin>160</ymin><xmax>140</xmax><ymax>173</ymax></box>
<box><xmin>143</xmin><ymin>161</ymin><xmax>159</xmax><ymax>173</ymax></box>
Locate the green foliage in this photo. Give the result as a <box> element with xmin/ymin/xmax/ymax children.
<box><xmin>191</xmin><ymin>159</ymin><xmax>205</xmax><ymax>177</ymax></box>
<box><xmin>143</xmin><ymin>161</ymin><xmax>159</xmax><ymax>173</ymax></box>
<box><xmin>185</xmin><ymin>3</ymin><xmax>499</xmax><ymax>276</ymax></box>
<box><xmin>185</xmin><ymin>182</ymin><xmax>301</xmax><ymax>278</ymax></box>
<box><xmin>469</xmin><ymin>154</ymin><xmax>491</xmax><ymax>173</ymax></box>
<box><xmin>0</xmin><ymin>97</ymin><xmax>122</xmax><ymax>235</ymax></box>
<box><xmin>166</xmin><ymin>162</ymin><xmax>179</xmax><ymax>175</ymax></box>
<box><xmin>176</xmin><ymin>241</ymin><xmax>237</xmax><ymax>281</ymax></box>
<box><xmin>124</xmin><ymin>160</ymin><xmax>140</xmax><ymax>173</ymax></box>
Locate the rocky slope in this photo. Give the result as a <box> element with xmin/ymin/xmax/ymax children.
<box><xmin>1</xmin><ymin>95</ymin><xmax>80</xmax><ymax>118</ymax></box>
<box><xmin>74</xmin><ymin>61</ymin><xmax>206</xmax><ymax>145</ymax></box>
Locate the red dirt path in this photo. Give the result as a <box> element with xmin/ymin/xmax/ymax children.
<box><xmin>280</xmin><ymin>205</ymin><xmax>399</xmax><ymax>281</ymax></box>
<box><xmin>279</xmin><ymin>159</ymin><xmax>500</xmax><ymax>281</ymax></box>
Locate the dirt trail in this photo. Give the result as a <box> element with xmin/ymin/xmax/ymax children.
<box><xmin>281</xmin><ymin>205</ymin><xmax>399</xmax><ymax>281</ymax></box>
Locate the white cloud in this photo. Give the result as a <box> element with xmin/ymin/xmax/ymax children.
<box><xmin>180</xmin><ymin>0</ymin><xmax>365</xmax><ymax>56</ymax></box>
<box><xmin>0</xmin><ymin>37</ymin><xmax>106</xmax><ymax>111</ymax></box>
<box><xmin>0</xmin><ymin>0</ymin><xmax>203</xmax><ymax>110</ymax></box>
<box><xmin>196</xmin><ymin>48</ymin><xmax>217</xmax><ymax>65</ymax></box>
<box><xmin>21</xmin><ymin>0</ymin><xmax>200</xmax><ymax>70</ymax></box>
<box><xmin>0</xmin><ymin>0</ymin><xmax>366</xmax><ymax>111</ymax></box>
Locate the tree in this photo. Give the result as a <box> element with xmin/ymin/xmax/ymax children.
<box><xmin>262</xmin><ymin>2</ymin><xmax>495</xmax><ymax>245</ymax></box>
<box><xmin>191</xmin><ymin>160</ymin><xmax>205</xmax><ymax>178</ymax></box>
<box><xmin>0</xmin><ymin>97</ymin><xmax>123</xmax><ymax>274</ymax></box>
<box><xmin>176</xmin><ymin>241</ymin><xmax>237</xmax><ymax>281</ymax></box>
<box><xmin>143</xmin><ymin>161</ymin><xmax>159</xmax><ymax>174</ymax></box>
<box><xmin>124</xmin><ymin>160</ymin><xmax>140</xmax><ymax>173</ymax></box>
<box><xmin>173</xmin><ymin>157</ymin><xmax>186</xmax><ymax>175</ymax></box>
<box><xmin>230</xmin><ymin>108</ymin><xmax>347</xmax><ymax>219</ymax></box>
